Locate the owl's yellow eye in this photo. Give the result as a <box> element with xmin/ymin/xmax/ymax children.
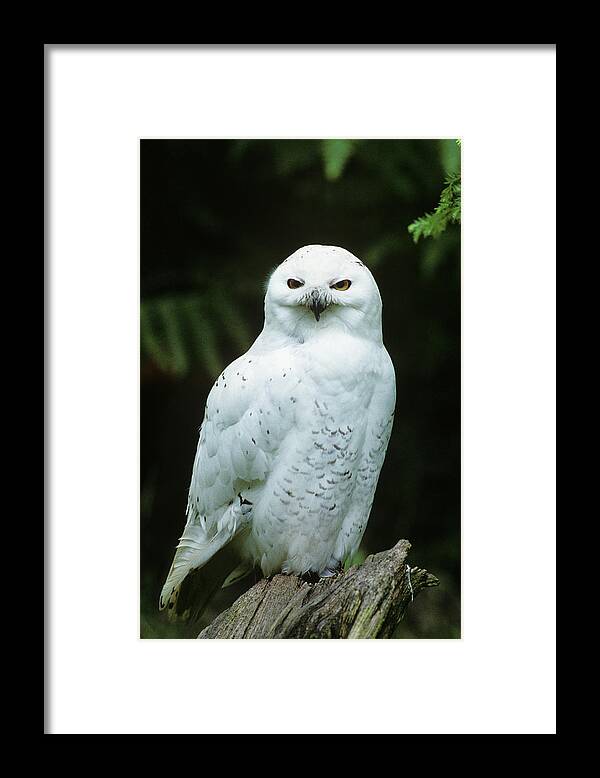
<box><xmin>287</xmin><ymin>278</ymin><xmax>304</xmax><ymax>289</ymax></box>
<box><xmin>331</xmin><ymin>279</ymin><xmax>351</xmax><ymax>291</ymax></box>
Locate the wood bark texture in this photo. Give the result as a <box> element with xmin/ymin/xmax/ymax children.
<box><xmin>198</xmin><ymin>539</ymin><xmax>439</xmax><ymax>639</ymax></box>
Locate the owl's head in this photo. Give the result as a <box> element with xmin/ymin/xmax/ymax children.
<box><xmin>264</xmin><ymin>245</ymin><xmax>383</xmax><ymax>343</ymax></box>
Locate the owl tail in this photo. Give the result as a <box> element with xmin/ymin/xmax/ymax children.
<box><xmin>159</xmin><ymin>525</ymin><xmax>244</xmax><ymax>623</ymax></box>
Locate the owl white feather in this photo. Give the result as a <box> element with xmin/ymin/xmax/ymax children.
<box><xmin>160</xmin><ymin>245</ymin><xmax>395</xmax><ymax>619</ymax></box>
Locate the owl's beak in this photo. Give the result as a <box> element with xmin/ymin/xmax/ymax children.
<box><xmin>308</xmin><ymin>289</ymin><xmax>328</xmax><ymax>322</ymax></box>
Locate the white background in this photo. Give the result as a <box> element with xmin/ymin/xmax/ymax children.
<box><xmin>47</xmin><ymin>45</ymin><xmax>556</xmax><ymax>734</ymax></box>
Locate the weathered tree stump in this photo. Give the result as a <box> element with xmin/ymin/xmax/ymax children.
<box><xmin>198</xmin><ymin>539</ymin><xmax>438</xmax><ymax>639</ymax></box>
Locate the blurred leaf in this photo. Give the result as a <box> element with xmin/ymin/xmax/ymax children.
<box><xmin>141</xmin><ymin>291</ymin><xmax>255</xmax><ymax>379</ymax></box>
<box><xmin>321</xmin><ymin>139</ymin><xmax>357</xmax><ymax>181</ymax></box>
<box><xmin>364</xmin><ymin>234</ymin><xmax>405</xmax><ymax>268</ymax></box>
<box><xmin>180</xmin><ymin>297</ymin><xmax>222</xmax><ymax>378</ymax></box>
<box><xmin>140</xmin><ymin>303</ymin><xmax>175</xmax><ymax>374</ymax></box>
<box><xmin>210</xmin><ymin>288</ymin><xmax>253</xmax><ymax>352</ymax></box>
<box><xmin>421</xmin><ymin>239</ymin><xmax>446</xmax><ymax>279</ymax></box>
<box><xmin>439</xmin><ymin>138</ymin><xmax>461</xmax><ymax>175</ymax></box>
<box><xmin>157</xmin><ymin>298</ymin><xmax>189</xmax><ymax>377</ymax></box>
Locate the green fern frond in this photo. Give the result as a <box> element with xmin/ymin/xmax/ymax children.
<box><xmin>141</xmin><ymin>290</ymin><xmax>251</xmax><ymax>379</ymax></box>
<box><xmin>156</xmin><ymin>297</ymin><xmax>189</xmax><ymax>377</ymax></box>
<box><xmin>180</xmin><ymin>297</ymin><xmax>222</xmax><ymax>378</ymax></box>
<box><xmin>210</xmin><ymin>289</ymin><xmax>253</xmax><ymax>353</ymax></box>
<box><xmin>408</xmin><ymin>173</ymin><xmax>461</xmax><ymax>243</ymax></box>
<box><xmin>140</xmin><ymin>303</ymin><xmax>176</xmax><ymax>374</ymax></box>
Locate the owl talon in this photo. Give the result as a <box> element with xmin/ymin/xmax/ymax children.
<box><xmin>301</xmin><ymin>570</ymin><xmax>321</xmax><ymax>584</ymax></box>
<box><xmin>238</xmin><ymin>492</ymin><xmax>253</xmax><ymax>516</ymax></box>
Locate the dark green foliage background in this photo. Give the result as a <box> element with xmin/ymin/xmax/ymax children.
<box><xmin>140</xmin><ymin>139</ymin><xmax>460</xmax><ymax>638</ymax></box>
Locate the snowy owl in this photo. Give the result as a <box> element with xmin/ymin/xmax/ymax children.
<box><xmin>159</xmin><ymin>245</ymin><xmax>396</xmax><ymax>620</ymax></box>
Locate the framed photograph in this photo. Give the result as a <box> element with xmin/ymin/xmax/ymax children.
<box><xmin>46</xmin><ymin>44</ymin><xmax>555</xmax><ymax>734</ymax></box>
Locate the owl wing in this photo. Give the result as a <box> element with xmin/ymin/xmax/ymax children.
<box><xmin>159</xmin><ymin>348</ymin><xmax>296</xmax><ymax>616</ymax></box>
<box><xmin>332</xmin><ymin>350</ymin><xmax>396</xmax><ymax>566</ymax></box>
